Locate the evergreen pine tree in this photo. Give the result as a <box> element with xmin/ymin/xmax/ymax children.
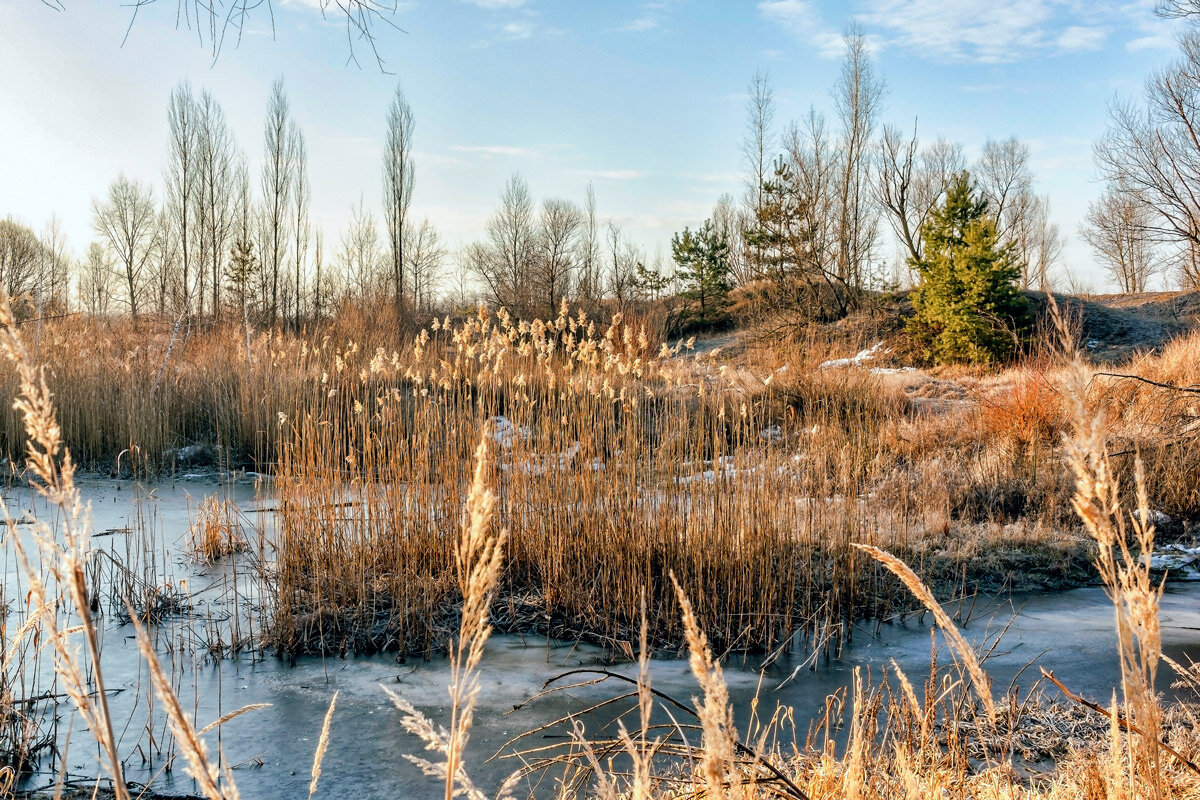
<box><xmin>908</xmin><ymin>171</ymin><xmax>1030</xmax><ymax>364</ymax></box>
<box><xmin>226</xmin><ymin>236</ymin><xmax>260</xmax><ymax>318</ymax></box>
<box><xmin>633</xmin><ymin>260</ymin><xmax>670</xmax><ymax>301</ymax></box>
<box><xmin>672</xmin><ymin>220</ymin><xmax>731</xmax><ymax>328</ymax></box>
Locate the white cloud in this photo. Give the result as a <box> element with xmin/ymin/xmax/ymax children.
<box><xmin>573</xmin><ymin>169</ymin><xmax>647</xmax><ymax>181</ymax></box>
<box><xmin>810</xmin><ymin>29</ymin><xmax>850</xmax><ymax>59</ymax></box>
<box><xmin>757</xmin><ymin>1</ymin><xmax>879</xmax><ymax>60</ymax></box>
<box><xmin>461</xmin><ymin>0</ymin><xmax>528</xmax><ymax>8</ymax></box>
<box><xmin>620</xmin><ymin>1</ymin><xmax>684</xmax><ymax>34</ymax></box>
<box><xmin>411</xmin><ymin>150</ymin><xmax>469</xmax><ymax>168</ymax></box>
<box><xmin>1056</xmin><ymin>25</ymin><xmax>1108</xmax><ymax>52</ymax></box>
<box><xmin>757</xmin><ymin>0</ymin><xmax>819</xmax><ymax>35</ymax></box>
<box><xmin>859</xmin><ymin>0</ymin><xmax>1055</xmax><ymax>63</ymax></box>
<box><xmin>1126</xmin><ymin>31</ymin><xmax>1176</xmax><ymax>52</ymax></box>
<box><xmin>623</xmin><ymin>15</ymin><xmax>661</xmax><ymax>32</ymax></box>
<box><xmin>835</xmin><ymin>0</ymin><xmax>1185</xmax><ymax>64</ymax></box>
<box><xmin>502</xmin><ymin>20</ymin><xmax>534</xmax><ymax>39</ymax></box>
<box><xmin>449</xmin><ymin>144</ymin><xmax>543</xmax><ymax>158</ymax></box>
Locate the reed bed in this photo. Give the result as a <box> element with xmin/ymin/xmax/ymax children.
<box><xmin>500</xmin><ymin>365</ymin><xmax>1200</xmax><ymax>799</ymax></box>
<box><xmin>187</xmin><ymin>494</ymin><xmax>250</xmax><ymax>562</ymax></box>
<box><xmin>268</xmin><ymin>306</ymin><xmax>916</xmax><ymax>659</ymax></box>
<box><xmin>0</xmin><ymin>289</ymin><xmax>1200</xmax><ymax>799</ymax></box>
<box><xmin>2</xmin><ymin>302</ymin><xmax>1198</xmax><ymax>663</ymax></box>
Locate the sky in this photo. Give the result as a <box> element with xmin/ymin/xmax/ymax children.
<box><xmin>0</xmin><ymin>0</ymin><xmax>1190</xmax><ymax>291</ymax></box>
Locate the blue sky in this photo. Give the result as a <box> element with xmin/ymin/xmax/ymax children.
<box><xmin>0</xmin><ymin>0</ymin><xmax>1188</xmax><ymax>290</ymax></box>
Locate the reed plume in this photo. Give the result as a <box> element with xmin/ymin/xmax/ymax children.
<box><xmin>851</xmin><ymin>544</ymin><xmax>996</xmax><ymax>723</ymax></box>
<box><xmin>384</xmin><ymin>424</ymin><xmax>511</xmax><ymax>800</ymax></box>
<box><xmin>671</xmin><ymin>573</ymin><xmax>736</xmax><ymax>797</ymax></box>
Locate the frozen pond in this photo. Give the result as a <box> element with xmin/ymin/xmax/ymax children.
<box><xmin>5</xmin><ymin>476</ymin><xmax>1200</xmax><ymax>798</ymax></box>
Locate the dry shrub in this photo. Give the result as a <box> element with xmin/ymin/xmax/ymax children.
<box><xmin>979</xmin><ymin>368</ymin><xmax>1069</xmax><ymax>449</ymax></box>
<box><xmin>1086</xmin><ymin>330</ymin><xmax>1200</xmax><ymax>519</ymax></box>
<box><xmin>187</xmin><ymin>495</ymin><xmax>249</xmax><ymax>561</ymax></box>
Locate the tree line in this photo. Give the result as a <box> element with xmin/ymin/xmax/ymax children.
<box><xmin>8</xmin><ymin>14</ymin><xmax>1200</xmax><ymax>331</ymax></box>
<box><xmin>6</xmin><ymin>75</ymin><xmax>685</xmax><ymax>327</ymax></box>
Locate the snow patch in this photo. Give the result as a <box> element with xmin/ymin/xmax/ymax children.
<box><xmin>820</xmin><ymin>341</ymin><xmax>888</xmax><ymax>369</ymax></box>
<box><xmin>490</xmin><ymin>415</ymin><xmax>531</xmax><ymax>449</ymax></box>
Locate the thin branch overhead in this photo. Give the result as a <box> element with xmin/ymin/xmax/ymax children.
<box><xmin>1158</xmin><ymin>0</ymin><xmax>1200</xmax><ymax>18</ymax></box>
<box><xmin>73</xmin><ymin>1</ymin><xmax>404</xmax><ymax>70</ymax></box>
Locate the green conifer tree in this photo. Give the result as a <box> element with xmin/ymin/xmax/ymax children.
<box><xmin>908</xmin><ymin>171</ymin><xmax>1030</xmax><ymax>364</ymax></box>
<box><xmin>671</xmin><ymin>220</ymin><xmax>731</xmax><ymax>328</ymax></box>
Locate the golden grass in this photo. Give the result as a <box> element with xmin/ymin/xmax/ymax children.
<box><xmin>187</xmin><ymin>494</ymin><xmax>250</xmax><ymax>561</ymax></box>
<box><xmin>7</xmin><ymin>300</ymin><xmax>1194</xmax><ymax>660</ymax></box>
<box><xmin>1</xmin><ymin>294</ymin><xmax>1200</xmax><ymax>798</ymax></box>
<box><xmin>381</xmin><ymin>425</ymin><xmax>515</xmax><ymax>800</ymax></box>
<box><xmin>267</xmin><ymin>305</ymin><xmax>919</xmax><ymax>659</ymax></box>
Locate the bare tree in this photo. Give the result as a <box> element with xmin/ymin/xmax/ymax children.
<box><xmin>383</xmin><ymin>82</ymin><xmax>415</xmax><ymax>318</ymax></box>
<box><xmin>38</xmin><ymin>215</ymin><xmax>71</xmax><ymax>311</ymax></box>
<box><xmin>876</xmin><ymin>123</ymin><xmax>964</xmax><ymax>264</ymax></box>
<box><xmin>148</xmin><ymin>208</ymin><xmax>179</xmax><ymax>314</ymax></box>
<box><xmin>1176</xmin><ymin>240</ymin><xmax>1200</xmax><ymax>288</ymax></box>
<box><xmin>55</xmin><ymin>1</ymin><xmax>403</xmax><ymax>70</ymax></box>
<box><xmin>1082</xmin><ymin>188</ymin><xmax>1164</xmax><ymax>292</ymax></box>
<box><xmin>196</xmin><ymin>89</ymin><xmax>237</xmax><ymax>318</ymax></box>
<box><xmin>79</xmin><ymin>242</ymin><xmax>115</xmax><ymax>317</ymax></box>
<box><xmin>261</xmin><ymin>77</ymin><xmax>295</xmax><ymax>325</ymax></box>
<box><xmin>1094</xmin><ymin>31</ymin><xmax>1200</xmax><ymax>289</ymax></box>
<box><xmin>339</xmin><ymin>198</ymin><xmax>384</xmax><ymax>301</ymax></box>
<box><xmin>447</xmin><ymin>248</ymin><xmax>479</xmax><ymax>310</ymax></box>
<box><xmin>975</xmin><ymin>136</ymin><xmax>1033</xmax><ymax>238</ymax></box>
<box><xmin>833</xmin><ymin>24</ymin><xmax>885</xmax><ymax>291</ymax></box>
<box><xmin>972</xmin><ymin>137</ymin><xmax>1063</xmax><ymax>287</ymax></box>
<box><xmin>1007</xmin><ymin>192</ymin><xmax>1064</xmax><ymax>290</ymax></box>
<box><xmin>312</xmin><ymin>229</ymin><xmax>326</xmax><ymax>321</ymax></box>
<box><xmin>576</xmin><ymin>183</ymin><xmax>602</xmax><ymax>303</ymax></box>
<box><xmin>742</xmin><ymin>69</ymin><xmax>776</xmax><ymax>282</ymax></box>
<box><xmin>405</xmin><ymin>218</ymin><xmax>444</xmax><ymax>312</ymax></box>
<box><xmin>787</xmin><ymin>110</ymin><xmax>840</xmax><ymax>296</ymax></box>
<box><xmin>226</xmin><ymin>157</ymin><xmax>260</xmax><ymax>320</ymax></box>
<box><xmin>290</xmin><ymin>121</ymin><xmax>310</xmax><ymax>327</ymax></box>
<box><xmin>92</xmin><ymin>176</ymin><xmax>157</xmax><ymax>319</ymax></box>
<box><xmin>165</xmin><ymin>81</ymin><xmax>199</xmax><ymax>316</ymax></box>
<box><xmin>536</xmin><ymin>198</ymin><xmax>582</xmax><ymax>317</ymax></box>
<box><xmin>0</xmin><ymin>218</ymin><xmax>45</xmax><ymax>311</ymax></box>
<box><xmin>470</xmin><ymin>173</ymin><xmax>537</xmax><ymax>312</ymax></box>
<box><xmin>605</xmin><ymin>221</ymin><xmax>640</xmax><ymax>307</ymax></box>
<box><xmin>712</xmin><ymin>193</ymin><xmax>749</xmax><ymax>285</ymax></box>
<box><xmin>1158</xmin><ymin>1</ymin><xmax>1200</xmax><ymax>18</ymax></box>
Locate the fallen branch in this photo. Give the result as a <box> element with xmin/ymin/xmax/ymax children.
<box><xmin>1092</xmin><ymin>372</ymin><xmax>1200</xmax><ymax>395</ymax></box>
<box><xmin>1041</xmin><ymin>668</ymin><xmax>1200</xmax><ymax>777</ymax></box>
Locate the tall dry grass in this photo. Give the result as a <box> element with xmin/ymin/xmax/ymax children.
<box><xmin>486</xmin><ymin>316</ymin><xmax>1200</xmax><ymax>800</ymax></box>
<box><xmin>0</xmin><ymin>290</ymin><xmax>1199</xmax><ymax>798</ymax></box>
<box><xmin>268</xmin><ymin>306</ymin><xmax>918</xmax><ymax>660</ymax></box>
<box><xmin>0</xmin><ymin>293</ymin><xmax>282</xmax><ymax>799</ymax></box>
<box><xmin>383</xmin><ymin>425</ymin><xmax>520</xmax><ymax>800</ymax></box>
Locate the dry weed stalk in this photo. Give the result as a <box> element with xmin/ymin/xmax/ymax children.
<box><xmin>0</xmin><ymin>293</ymin><xmax>272</xmax><ymax>800</ymax></box>
<box><xmin>671</xmin><ymin>573</ymin><xmax>737</xmax><ymax>798</ymax></box>
<box><xmin>308</xmin><ymin>691</ymin><xmax>338</xmax><ymax>800</ymax></box>
<box><xmin>383</xmin><ymin>426</ymin><xmax>514</xmax><ymax>800</ymax></box>
<box><xmin>1064</xmin><ymin>363</ymin><xmax>1166</xmax><ymax>799</ymax></box>
<box><xmin>851</xmin><ymin>544</ymin><xmax>996</xmax><ymax>724</ymax></box>
<box><xmin>0</xmin><ymin>296</ymin><xmax>131</xmax><ymax>800</ymax></box>
<box><xmin>129</xmin><ymin>611</ymin><xmax>239</xmax><ymax>800</ymax></box>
